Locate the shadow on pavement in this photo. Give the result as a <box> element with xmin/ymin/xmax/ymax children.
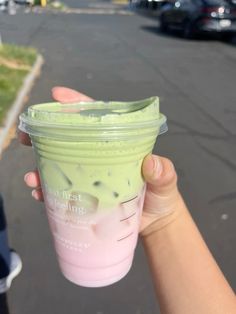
<box><xmin>0</xmin><ymin>293</ymin><xmax>10</xmax><ymax>314</ymax></box>
<box><xmin>140</xmin><ymin>25</ymin><xmax>186</xmax><ymax>39</ymax></box>
<box><xmin>225</xmin><ymin>36</ymin><xmax>236</xmax><ymax>47</ymax></box>
<box><xmin>131</xmin><ymin>6</ymin><xmax>160</xmax><ymax>21</ymax></box>
<box><xmin>140</xmin><ymin>25</ymin><xmax>236</xmax><ymax>45</ymax></box>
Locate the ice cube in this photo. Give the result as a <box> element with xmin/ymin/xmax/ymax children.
<box><xmin>67</xmin><ymin>191</ymin><xmax>98</xmax><ymax>219</ymax></box>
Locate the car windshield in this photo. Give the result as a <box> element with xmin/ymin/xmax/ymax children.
<box><xmin>203</xmin><ymin>0</ymin><xmax>236</xmax><ymax>5</ymax></box>
<box><xmin>225</xmin><ymin>0</ymin><xmax>236</xmax><ymax>4</ymax></box>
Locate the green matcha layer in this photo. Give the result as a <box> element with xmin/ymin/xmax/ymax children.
<box><xmin>19</xmin><ymin>97</ymin><xmax>166</xmax><ymax>208</ymax></box>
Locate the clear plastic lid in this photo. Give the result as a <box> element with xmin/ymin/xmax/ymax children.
<box><xmin>19</xmin><ymin>97</ymin><xmax>168</xmax><ymax>141</ymax></box>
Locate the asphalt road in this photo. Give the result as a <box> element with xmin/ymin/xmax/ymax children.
<box><xmin>0</xmin><ymin>1</ymin><xmax>236</xmax><ymax>313</ymax></box>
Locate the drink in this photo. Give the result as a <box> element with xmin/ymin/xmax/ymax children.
<box><xmin>19</xmin><ymin>97</ymin><xmax>167</xmax><ymax>287</ymax></box>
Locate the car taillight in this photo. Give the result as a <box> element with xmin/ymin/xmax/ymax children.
<box><xmin>201</xmin><ymin>6</ymin><xmax>219</xmax><ymax>14</ymax></box>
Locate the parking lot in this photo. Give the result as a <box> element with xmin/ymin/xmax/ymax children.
<box><xmin>0</xmin><ymin>0</ymin><xmax>236</xmax><ymax>313</ymax></box>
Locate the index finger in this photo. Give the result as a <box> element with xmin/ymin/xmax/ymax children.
<box><xmin>52</xmin><ymin>87</ymin><xmax>94</xmax><ymax>103</ymax></box>
<box><xmin>18</xmin><ymin>87</ymin><xmax>94</xmax><ymax>146</ymax></box>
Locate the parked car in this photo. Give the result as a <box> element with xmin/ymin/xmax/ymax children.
<box><xmin>130</xmin><ymin>0</ymin><xmax>164</xmax><ymax>10</ymax></box>
<box><xmin>159</xmin><ymin>0</ymin><xmax>236</xmax><ymax>38</ymax></box>
<box><xmin>14</xmin><ymin>0</ymin><xmax>33</xmax><ymax>3</ymax></box>
<box><xmin>0</xmin><ymin>0</ymin><xmax>32</xmax><ymax>5</ymax></box>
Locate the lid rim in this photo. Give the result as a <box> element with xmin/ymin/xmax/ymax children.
<box><xmin>19</xmin><ymin>113</ymin><xmax>166</xmax><ymax>130</ymax></box>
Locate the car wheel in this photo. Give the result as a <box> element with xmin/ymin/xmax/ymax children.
<box><xmin>221</xmin><ymin>33</ymin><xmax>234</xmax><ymax>42</ymax></box>
<box><xmin>159</xmin><ymin>16</ymin><xmax>168</xmax><ymax>33</ymax></box>
<box><xmin>183</xmin><ymin>20</ymin><xmax>195</xmax><ymax>39</ymax></box>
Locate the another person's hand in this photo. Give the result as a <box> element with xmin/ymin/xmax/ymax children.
<box><xmin>21</xmin><ymin>87</ymin><xmax>181</xmax><ymax>235</ymax></box>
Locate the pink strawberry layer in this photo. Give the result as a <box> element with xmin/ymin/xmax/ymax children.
<box><xmin>45</xmin><ymin>186</ymin><xmax>145</xmax><ymax>286</ymax></box>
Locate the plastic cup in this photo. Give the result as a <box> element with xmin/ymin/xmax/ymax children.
<box><xmin>19</xmin><ymin>97</ymin><xmax>167</xmax><ymax>287</ymax></box>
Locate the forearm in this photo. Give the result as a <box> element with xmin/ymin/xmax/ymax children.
<box><xmin>142</xmin><ymin>195</ymin><xmax>236</xmax><ymax>314</ymax></box>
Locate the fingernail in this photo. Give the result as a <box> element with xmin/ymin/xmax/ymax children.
<box><xmin>32</xmin><ymin>190</ymin><xmax>39</xmax><ymax>200</ymax></box>
<box><xmin>153</xmin><ymin>156</ymin><xmax>163</xmax><ymax>179</ymax></box>
<box><xmin>144</xmin><ymin>154</ymin><xmax>156</xmax><ymax>174</ymax></box>
<box><xmin>144</xmin><ymin>155</ymin><xmax>163</xmax><ymax>179</ymax></box>
<box><xmin>24</xmin><ymin>173</ymin><xmax>30</xmax><ymax>183</ymax></box>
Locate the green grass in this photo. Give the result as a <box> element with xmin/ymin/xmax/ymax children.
<box><xmin>0</xmin><ymin>43</ymin><xmax>37</xmax><ymax>66</ymax></box>
<box><xmin>49</xmin><ymin>1</ymin><xmax>67</xmax><ymax>10</ymax></box>
<box><xmin>33</xmin><ymin>0</ymin><xmax>67</xmax><ymax>9</ymax></box>
<box><xmin>0</xmin><ymin>44</ymin><xmax>37</xmax><ymax>125</ymax></box>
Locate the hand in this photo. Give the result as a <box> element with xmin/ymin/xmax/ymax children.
<box><xmin>140</xmin><ymin>154</ymin><xmax>182</xmax><ymax>236</ymax></box>
<box><xmin>22</xmin><ymin>87</ymin><xmax>181</xmax><ymax>234</ymax></box>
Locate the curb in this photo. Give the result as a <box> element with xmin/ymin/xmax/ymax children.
<box><xmin>0</xmin><ymin>54</ymin><xmax>44</xmax><ymax>156</ymax></box>
<box><xmin>31</xmin><ymin>6</ymin><xmax>133</xmax><ymax>15</ymax></box>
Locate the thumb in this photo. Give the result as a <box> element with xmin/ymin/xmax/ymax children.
<box><xmin>142</xmin><ymin>154</ymin><xmax>178</xmax><ymax>197</ymax></box>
